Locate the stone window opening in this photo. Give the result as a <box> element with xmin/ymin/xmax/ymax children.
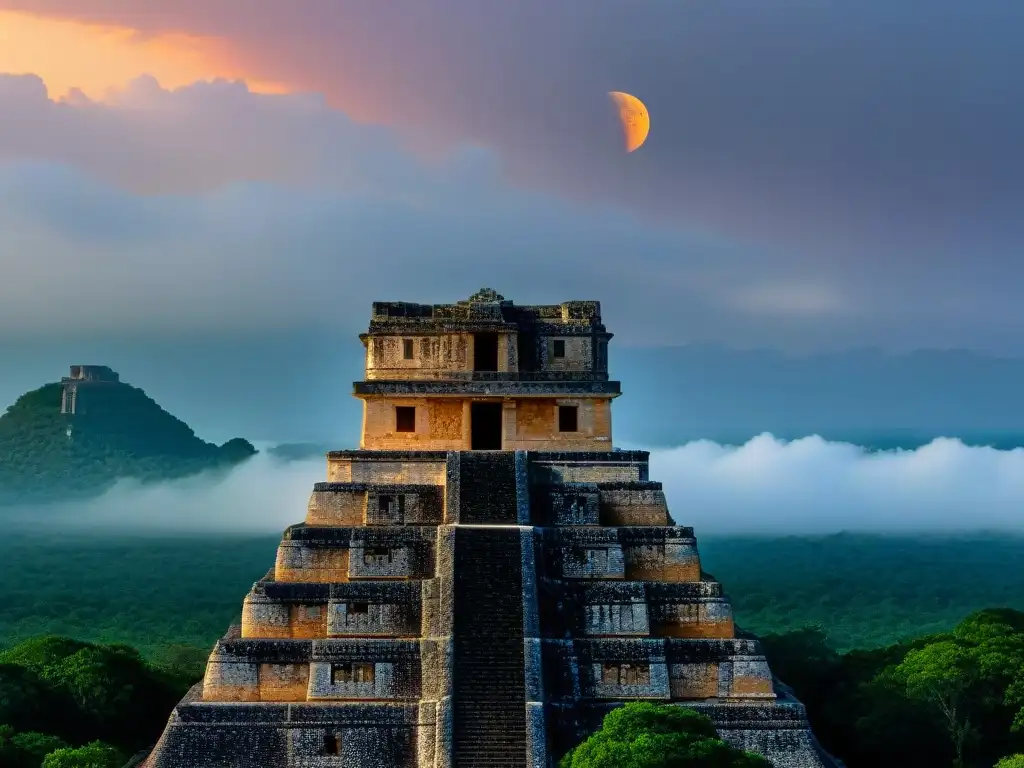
<box><xmin>395</xmin><ymin>406</ymin><xmax>416</xmax><ymax>432</ymax></box>
<box><xmin>348</xmin><ymin>601</ymin><xmax>369</xmax><ymax>615</ymax></box>
<box><xmin>585</xmin><ymin>548</ymin><xmax>608</xmax><ymax>567</ymax></box>
<box><xmin>378</xmin><ymin>494</ymin><xmax>404</xmax><ymax>517</ymax></box>
<box><xmin>387</xmin><ymin>494</ymin><xmax>405</xmax><ymax>515</ymax></box>
<box><xmin>567</xmin><ymin>495</ymin><xmax>587</xmax><ymax>513</ymax></box>
<box><xmin>553</xmin><ymin>339</ymin><xmax>566</xmax><ymax>358</ymax></box>
<box><xmin>602</xmin><ymin>662</ymin><xmax>650</xmax><ymax>686</ymax></box>
<box><xmin>402</xmin><ymin>338</ymin><xmax>414</xmax><ymax>360</ymax></box>
<box><xmin>304</xmin><ymin>605</ymin><xmax>321</xmax><ymax>619</ymax></box>
<box><xmin>324</xmin><ymin>732</ymin><xmax>342</xmax><ymax>755</ymax></box>
<box><xmin>331</xmin><ymin>662</ymin><xmax>375</xmax><ymax>684</ymax></box>
<box><xmin>363</xmin><ymin>547</ymin><xmax>393</xmax><ymax>566</ymax></box>
<box><xmin>558</xmin><ymin>404</ymin><xmax>579</xmax><ymax>432</ymax></box>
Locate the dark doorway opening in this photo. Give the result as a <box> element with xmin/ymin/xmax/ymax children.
<box><xmin>517</xmin><ymin>332</ymin><xmax>538</xmax><ymax>372</ymax></box>
<box><xmin>473</xmin><ymin>333</ymin><xmax>499</xmax><ymax>372</ymax></box>
<box><xmin>558</xmin><ymin>404</ymin><xmax>579</xmax><ymax>432</ymax></box>
<box><xmin>471</xmin><ymin>402</ymin><xmax>503</xmax><ymax>450</ymax></box>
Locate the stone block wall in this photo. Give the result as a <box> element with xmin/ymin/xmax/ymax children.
<box><xmin>307</xmin><ymin>484</ymin><xmax>444</xmax><ymax>527</ymax></box>
<box><xmin>598</xmin><ymin>484</ymin><xmax>670</xmax><ymax>526</ymax></box>
<box><xmin>361</xmin><ymin>398</ymin><xmax>465</xmax><ymax>450</ymax></box>
<box><xmin>530</xmin><ymin>481</ymin><xmax>670</xmax><ymax>526</ymax></box>
<box><xmin>326</xmin><ymin>452</ymin><xmax>448</xmax><ymax>484</ymax></box>
<box><xmin>529</xmin><ymin>451</ymin><xmax>650</xmax><ymax>484</ymax></box>
<box><xmin>275</xmin><ymin>544</ymin><xmax>351</xmax><ymax>583</ymax></box>
<box><xmin>504</xmin><ymin>398</ymin><xmax>612</xmax><ymax>451</ymax></box>
<box><xmin>242</xmin><ymin>581</ymin><xmax>424</xmax><ymax>640</ymax></box>
<box><xmin>274</xmin><ymin>526</ymin><xmax>436</xmax><ymax>584</ymax></box>
<box><xmin>358</xmin><ymin>397</ymin><xmax>614</xmax><ymax>451</ymax></box>
<box><xmin>364</xmin><ymin>333</ymin><xmax>473</xmax><ymax>379</ymax></box>
<box><xmin>648</xmin><ymin>597</ymin><xmax>734</xmax><ymax>639</ymax></box>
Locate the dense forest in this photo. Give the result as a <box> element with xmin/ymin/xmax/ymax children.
<box><xmin>0</xmin><ymin>382</ymin><xmax>255</xmax><ymax>505</ymax></box>
<box><xmin>0</xmin><ymin>635</ymin><xmax>195</xmax><ymax>768</ymax></box>
<box><xmin>762</xmin><ymin>610</ymin><xmax>1024</xmax><ymax>767</ymax></box>
<box><xmin>1</xmin><ymin>532</ymin><xmax>1023</xmax><ymax>765</ymax></box>
<box><xmin>699</xmin><ymin>533</ymin><xmax>1024</xmax><ymax>649</ymax></box>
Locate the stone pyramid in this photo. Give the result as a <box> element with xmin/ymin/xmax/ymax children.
<box><xmin>142</xmin><ymin>290</ymin><xmax>833</xmax><ymax>768</ymax></box>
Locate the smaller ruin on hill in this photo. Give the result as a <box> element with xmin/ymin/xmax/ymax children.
<box><xmin>61</xmin><ymin>365</ymin><xmax>122</xmax><ymax>415</ymax></box>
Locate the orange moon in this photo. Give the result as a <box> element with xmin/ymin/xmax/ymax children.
<box><xmin>608</xmin><ymin>91</ymin><xmax>650</xmax><ymax>152</ymax></box>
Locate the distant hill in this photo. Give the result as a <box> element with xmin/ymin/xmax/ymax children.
<box><xmin>266</xmin><ymin>442</ymin><xmax>333</xmax><ymax>461</ymax></box>
<box><xmin>0</xmin><ymin>373</ymin><xmax>256</xmax><ymax>505</ymax></box>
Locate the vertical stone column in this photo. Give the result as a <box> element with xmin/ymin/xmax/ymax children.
<box><xmin>444</xmin><ymin>452</ymin><xmax>461</xmax><ymax>525</ymax></box>
<box><xmin>503</xmin><ymin>401</ymin><xmax>518</xmax><ymax>450</ymax></box>
<box><xmin>461</xmin><ymin>401</ymin><xmax>472</xmax><ymax>449</ymax></box>
<box><xmin>422</xmin><ymin>525</ymin><xmax>456</xmax><ymax>768</ymax></box>
<box><xmin>521</xmin><ymin>527</ymin><xmax>548</xmax><ymax>768</ymax></box>
<box><xmin>514</xmin><ymin>451</ymin><xmax>530</xmax><ymax>526</ymax></box>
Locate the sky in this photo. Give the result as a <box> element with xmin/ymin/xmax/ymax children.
<box><xmin>2</xmin><ymin>1</ymin><xmax>1023</xmax><ymax>355</ymax></box>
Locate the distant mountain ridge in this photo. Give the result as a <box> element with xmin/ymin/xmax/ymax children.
<box><xmin>612</xmin><ymin>344</ymin><xmax>1024</xmax><ymax>447</ymax></box>
<box><xmin>0</xmin><ymin>371</ymin><xmax>256</xmax><ymax>505</ymax></box>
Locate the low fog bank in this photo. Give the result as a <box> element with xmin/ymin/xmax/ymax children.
<box><xmin>647</xmin><ymin>434</ymin><xmax>1024</xmax><ymax>534</ymax></box>
<box><xmin>6</xmin><ymin>434</ymin><xmax>1024</xmax><ymax>536</ymax></box>
<box><xmin>4</xmin><ymin>450</ymin><xmax>324</xmax><ymax>535</ymax></box>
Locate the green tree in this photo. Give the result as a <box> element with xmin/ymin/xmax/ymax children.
<box><xmin>892</xmin><ymin>640</ymin><xmax>979</xmax><ymax>766</ymax></box>
<box><xmin>559</xmin><ymin>702</ymin><xmax>771</xmax><ymax>768</ymax></box>
<box><xmin>0</xmin><ymin>725</ymin><xmax>69</xmax><ymax>768</ymax></box>
<box><xmin>0</xmin><ymin>662</ymin><xmax>59</xmax><ymax>731</ymax></box>
<box><xmin>996</xmin><ymin>756</ymin><xmax>1024</xmax><ymax>768</ymax></box>
<box><xmin>0</xmin><ymin>635</ymin><xmax>188</xmax><ymax>750</ymax></box>
<box><xmin>42</xmin><ymin>741</ymin><xmax>122</xmax><ymax>768</ymax></box>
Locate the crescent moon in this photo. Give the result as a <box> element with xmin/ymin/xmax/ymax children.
<box><xmin>608</xmin><ymin>91</ymin><xmax>650</xmax><ymax>153</ymax></box>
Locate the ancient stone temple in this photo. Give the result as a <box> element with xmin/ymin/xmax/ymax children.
<box><xmin>60</xmin><ymin>365</ymin><xmax>121</xmax><ymax>415</ymax></box>
<box><xmin>143</xmin><ymin>288</ymin><xmax>833</xmax><ymax>768</ymax></box>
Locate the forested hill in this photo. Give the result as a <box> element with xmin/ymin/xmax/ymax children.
<box><xmin>0</xmin><ymin>381</ymin><xmax>256</xmax><ymax>505</ymax></box>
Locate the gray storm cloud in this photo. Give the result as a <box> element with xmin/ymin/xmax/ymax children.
<box><xmin>15</xmin><ymin>436</ymin><xmax>1024</xmax><ymax>536</ymax></box>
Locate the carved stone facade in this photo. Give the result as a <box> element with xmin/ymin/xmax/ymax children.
<box><xmin>142</xmin><ymin>291</ymin><xmax>836</xmax><ymax>768</ymax></box>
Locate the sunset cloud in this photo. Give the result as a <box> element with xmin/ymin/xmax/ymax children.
<box><xmin>0</xmin><ymin>9</ymin><xmax>284</xmax><ymax>99</ymax></box>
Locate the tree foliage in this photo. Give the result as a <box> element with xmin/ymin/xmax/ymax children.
<box><xmin>700</xmin><ymin>533</ymin><xmax>1024</xmax><ymax>651</ymax></box>
<box><xmin>0</xmin><ymin>725</ymin><xmax>69</xmax><ymax>768</ymax></box>
<box><xmin>42</xmin><ymin>741</ymin><xmax>122</xmax><ymax>768</ymax></box>
<box><xmin>0</xmin><ymin>635</ymin><xmax>193</xmax><ymax>757</ymax></box>
<box><xmin>763</xmin><ymin>609</ymin><xmax>1024</xmax><ymax>768</ymax></box>
<box><xmin>559</xmin><ymin>703</ymin><xmax>771</xmax><ymax>768</ymax></box>
<box><xmin>891</xmin><ymin>641</ymin><xmax>980</xmax><ymax>766</ymax></box>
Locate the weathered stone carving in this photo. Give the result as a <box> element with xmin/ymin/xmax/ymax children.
<box><xmin>467</xmin><ymin>287</ymin><xmax>505</xmax><ymax>303</ymax></box>
<box><xmin>141</xmin><ymin>294</ymin><xmax>836</xmax><ymax>768</ymax></box>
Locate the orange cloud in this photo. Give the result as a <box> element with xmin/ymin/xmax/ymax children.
<box><xmin>0</xmin><ymin>10</ymin><xmax>287</xmax><ymax>99</ymax></box>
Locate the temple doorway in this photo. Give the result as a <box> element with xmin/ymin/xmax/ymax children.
<box><xmin>470</xmin><ymin>402</ymin><xmax>503</xmax><ymax>450</ymax></box>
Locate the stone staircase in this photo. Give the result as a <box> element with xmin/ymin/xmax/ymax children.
<box><xmin>452</xmin><ymin>527</ymin><xmax>528</xmax><ymax>767</ymax></box>
<box><xmin>458</xmin><ymin>452</ymin><xmax>518</xmax><ymax>524</ymax></box>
